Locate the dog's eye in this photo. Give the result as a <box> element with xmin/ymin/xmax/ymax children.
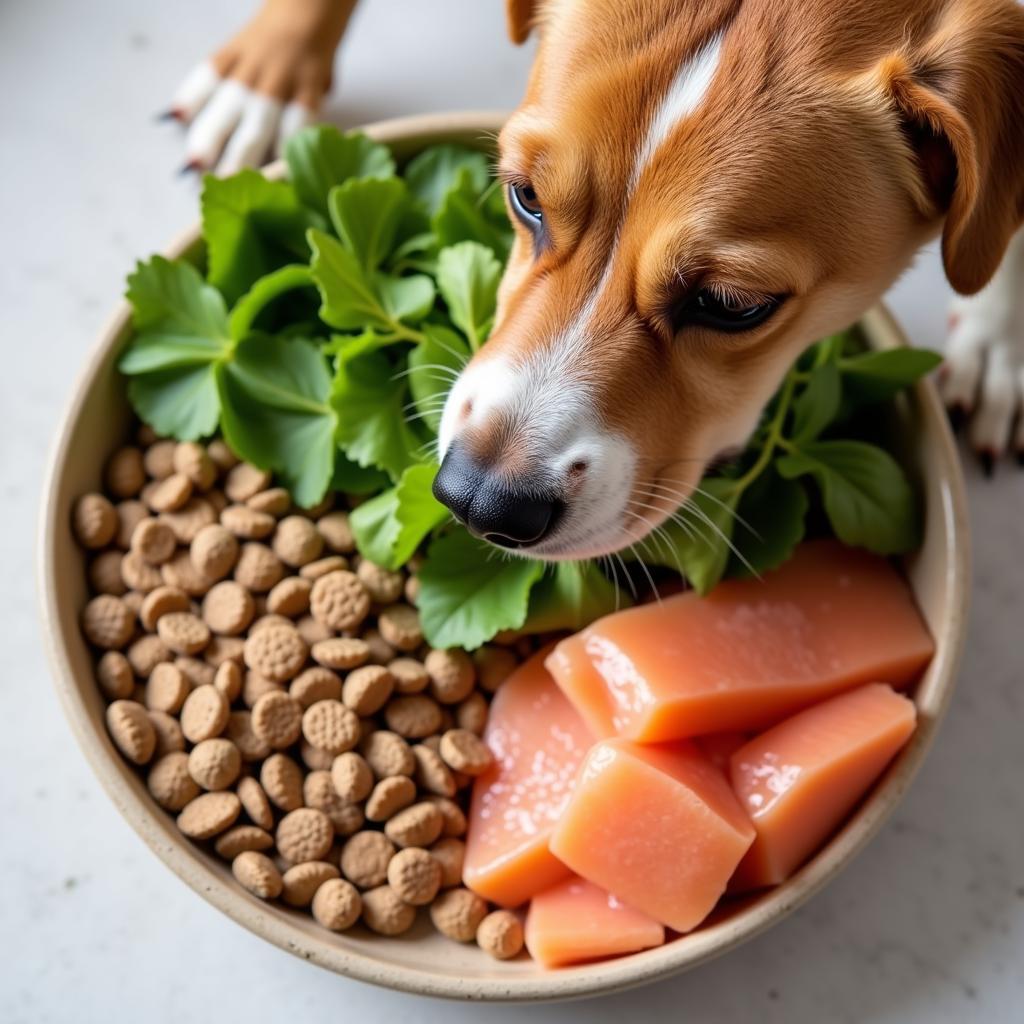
<box><xmin>509</xmin><ymin>181</ymin><xmax>543</xmax><ymax>227</ymax></box>
<box><xmin>672</xmin><ymin>288</ymin><xmax>780</xmax><ymax>334</ymax></box>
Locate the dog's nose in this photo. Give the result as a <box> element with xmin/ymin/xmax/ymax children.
<box><xmin>433</xmin><ymin>445</ymin><xmax>561</xmax><ymax>549</ymax></box>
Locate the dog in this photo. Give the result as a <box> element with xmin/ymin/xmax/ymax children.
<box><xmin>169</xmin><ymin>0</ymin><xmax>1024</xmax><ymax>560</ymax></box>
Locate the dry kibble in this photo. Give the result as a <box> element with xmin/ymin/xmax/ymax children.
<box><xmin>115</xmin><ymin>500</ymin><xmax>149</xmax><ymax>549</ymax></box>
<box><xmin>384</xmin><ymin>695</ymin><xmax>443</xmax><ymax>739</ymax></box>
<box><xmin>173</xmin><ymin>442</ymin><xmax>216</xmax><ymax>491</ymax></box>
<box><xmin>355</xmin><ymin>560</ymin><xmax>404</xmax><ymax>606</ymax></box>
<box><xmin>301</xmin><ymin>699</ymin><xmax>360</xmax><ymax>755</ymax></box>
<box><xmin>121</xmin><ymin>590</ymin><xmax>144</xmax><ymax>618</ymax></box>
<box><xmin>361</xmin><ymin>885</ymin><xmax>416</xmax><ymax>936</ymax></box>
<box><xmin>96</xmin><ymin>651</ymin><xmax>133</xmax><ymax>700</ymax></box>
<box><xmin>290</xmin><ymin>667</ymin><xmax>342</xmax><ymax>708</ymax></box>
<box><xmin>130</xmin><ymin>517</ymin><xmax>176</xmax><ymax>565</ymax></box>
<box><xmin>477</xmin><ymin>910</ymin><xmax>524</xmax><ymax>960</ymax></box>
<box><xmin>363</xmin><ymin>628</ymin><xmax>396</xmax><ymax>664</ymax></box>
<box><xmin>210</xmin><ymin>659</ymin><xmax>240</xmax><ymax>700</ymax></box>
<box><xmin>127</xmin><ymin>634</ymin><xmax>170</xmax><ymax>677</ymax></box>
<box><xmin>226</xmin><ymin>711</ymin><xmax>273</xmax><ymax>762</ymax></box>
<box><xmin>242</xmin><ymin>671</ymin><xmax>284</xmax><ymax>708</ymax></box>
<box><xmin>214</xmin><ymin>825</ymin><xmax>273</xmax><ymax>859</ymax></box>
<box><xmin>73</xmin><ymin>493</ymin><xmax>117</xmax><ymax>549</ymax></box>
<box><xmin>316</xmin><ymin>512</ymin><xmax>355</xmax><ymax>554</ymax></box>
<box><xmin>161</xmin><ymin>550</ymin><xmax>213</xmax><ymax>596</ymax></box>
<box><xmin>331</xmin><ymin>752</ymin><xmax>373</xmax><ymax>803</ymax></box>
<box><xmin>144</xmin><ymin>662</ymin><xmax>189</xmax><ymax>713</ymax></box>
<box><xmin>273</xmin><ymin>515</ymin><xmax>324</xmax><ymax>567</ymax></box>
<box><xmin>247</xmin><ymin>487</ymin><xmax>290</xmax><ymax>517</ymax></box>
<box><xmin>360</xmin><ymin>730</ymin><xmax>415</xmax><ymax>779</ymax></box>
<box><xmin>310</xmin><ymin>637</ymin><xmax>370</xmax><ymax>671</ymax></box>
<box><xmin>232</xmin><ymin>850</ymin><xmax>283</xmax><ymax>899</ymax></box>
<box><xmin>251</xmin><ymin>691</ymin><xmax>304</xmax><ymax>749</ymax></box>
<box><xmin>105</xmin><ymin>700</ymin><xmax>156</xmax><ymax>764</ymax></box>
<box><xmin>221</xmin><ymin>504</ymin><xmax>276</xmax><ymax>540</ymax></box>
<box><xmin>177</xmin><ymin>791</ymin><xmax>241</xmax><ymax>839</ymax></box>
<box><xmin>120</xmin><ymin>550</ymin><xmax>163</xmax><ymax>592</ymax></box>
<box><xmin>105</xmin><ymin>447</ymin><xmax>146</xmax><ymax>498</ymax></box>
<box><xmin>190</xmin><ymin>523</ymin><xmax>239</xmax><ymax>581</ymax></box>
<box><xmin>148</xmin><ymin>710</ymin><xmax>186</xmax><ymax>756</ymax></box>
<box><xmin>89</xmin><ymin>550</ymin><xmax>127</xmax><ymax>596</ymax></box>
<box><xmin>207</xmin><ymin>439</ymin><xmax>238</xmax><ymax>473</ymax></box>
<box><xmin>387</xmin><ymin>847</ymin><xmax>442</xmax><ymax>906</ymax></box>
<box><xmin>404</xmin><ymin>575</ymin><xmax>420</xmax><ymax>605</ymax></box>
<box><xmin>143</xmin><ymin>440</ymin><xmax>176</xmax><ymax>479</ymax></box>
<box><xmin>139</xmin><ymin>585</ymin><xmax>189</xmax><ymax>632</ymax></box>
<box><xmin>430</xmin><ymin>887</ymin><xmax>488</xmax><ymax>943</ymax></box>
<box><xmin>439</xmin><ymin>729</ymin><xmax>494</xmax><ymax>776</ymax></box>
<box><xmin>388</xmin><ymin>658</ymin><xmax>429</xmax><ymax>695</ymax></box>
<box><xmin>201</xmin><ymin>580</ymin><xmax>254</xmax><ymax>635</ymax></box>
<box><xmin>157</xmin><ymin>611</ymin><xmax>210</xmax><ymax>656</ymax></box>
<box><xmin>234</xmin><ymin>542</ymin><xmax>285</xmax><ymax>593</ymax></box>
<box><xmin>81</xmin><ymin>595</ymin><xmax>134</xmax><ymax>650</ymax></box>
<box><xmin>425</xmin><ymin>649</ymin><xmax>475</xmax><ymax>704</ymax></box>
<box><xmin>144</xmin><ymin>473</ymin><xmax>193</xmax><ymax>513</ymax></box>
<box><xmin>385</xmin><ymin>801</ymin><xmax>444</xmax><ymax>849</ymax></box>
<box><xmin>342</xmin><ymin>665</ymin><xmax>394</xmax><ymax>716</ymax></box>
<box><xmin>310</xmin><ymin>571</ymin><xmax>370</xmax><ymax>632</ymax></box>
<box><xmin>472</xmin><ymin>645</ymin><xmax>518</xmax><ymax>693</ymax></box>
<box><xmin>426</xmin><ymin>796</ymin><xmax>468</xmax><ymax>838</ymax></box>
<box><xmin>377</xmin><ymin>605</ymin><xmax>423</xmax><ymax>653</ymax></box>
<box><xmin>295</xmin><ymin>614</ymin><xmax>332</xmax><ymax>646</ymax></box>
<box><xmin>366</xmin><ymin>776</ymin><xmax>417</xmax><ymax>822</ymax></box>
<box><xmin>304</xmin><ymin>771</ymin><xmax>366</xmax><ymax>834</ymax></box>
<box><xmin>341</xmin><ymin>831</ymin><xmax>395</xmax><ymax>889</ymax></box>
<box><xmin>188</xmin><ymin>738</ymin><xmax>242</xmax><ymax>790</ymax></box>
<box><xmin>260</xmin><ymin>752</ymin><xmax>304</xmax><ymax>811</ymax></box>
<box><xmin>299</xmin><ymin>556</ymin><xmax>348</xmax><ymax>580</ymax></box>
<box><xmin>225</xmin><ymin>463</ymin><xmax>271</xmax><ymax>503</ymax></box>
<box><xmin>204</xmin><ymin>635</ymin><xmax>245</xmax><ymax>668</ymax></box>
<box><xmin>248</xmin><ymin>613</ymin><xmax>293</xmax><ymax>634</ymax></box>
<box><xmin>431</xmin><ymin>837</ymin><xmax>466</xmax><ymax>888</ymax></box>
<box><xmin>412</xmin><ymin>743</ymin><xmax>457</xmax><ymax>797</ymax></box>
<box><xmin>276</xmin><ymin>807</ymin><xmax>334</xmax><ymax>864</ymax></box>
<box><xmin>180</xmin><ymin>684</ymin><xmax>229</xmax><ymax>743</ymax></box>
<box><xmin>236</xmin><ymin>775</ymin><xmax>274</xmax><ymax>829</ymax></box>
<box><xmin>455</xmin><ymin>692</ymin><xmax>488</xmax><ymax>735</ymax></box>
<box><xmin>147</xmin><ymin>751</ymin><xmax>200</xmax><ymax>811</ymax></box>
<box><xmin>266</xmin><ymin>576</ymin><xmax>311</xmax><ymax>617</ymax></box>
<box><xmin>300</xmin><ymin>739</ymin><xmax>336</xmax><ymax>772</ymax></box>
<box><xmin>311</xmin><ymin>877</ymin><xmax>362</xmax><ymax>930</ymax></box>
<box><xmin>244</xmin><ymin>623</ymin><xmax>307</xmax><ymax>682</ymax></box>
<box><xmin>283</xmin><ymin>861</ymin><xmax>340</xmax><ymax>908</ymax></box>
<box><xmin>161</xmin><ymin>497</ymin><xmax>217</xmax><ymax>544</ymax></box>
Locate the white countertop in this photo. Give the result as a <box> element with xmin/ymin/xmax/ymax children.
<box><xmin>2</xmin><ymin>1</ymin><xmax>1022</xmax><ymax>1020</ymax></box>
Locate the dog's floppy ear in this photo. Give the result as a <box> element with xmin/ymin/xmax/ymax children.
<box><xmin>506</xmin><ymin>0</ymin><xmax>538</xmax><ymax>44</ymax></box>
<box><xmin>879</xmin><ymin>1</ymin><xmax>1024</xmax><ymax>294</ymax></box>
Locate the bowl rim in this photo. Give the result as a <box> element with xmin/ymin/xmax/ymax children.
<box><xmin>37</xmin><ymin>111</ymin><xmax>971</xmax><ymax>1003</ymax></box>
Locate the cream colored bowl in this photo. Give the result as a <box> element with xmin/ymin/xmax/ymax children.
<box><xmin>38</xmin><ymin>112</ymin><xmax>970</xmax><ymax>1002</ymax></box>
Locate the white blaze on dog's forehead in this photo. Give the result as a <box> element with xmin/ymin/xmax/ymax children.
<box><xmin>629</xmin><ymin>30</ymin><xmax>725</xmax><ymax>192</ymax></box>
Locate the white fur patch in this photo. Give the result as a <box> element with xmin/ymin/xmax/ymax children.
<box><xmin>172</xmin><ymin>61</ymin><xmax>221</xmax><ymax>122</ymax></box>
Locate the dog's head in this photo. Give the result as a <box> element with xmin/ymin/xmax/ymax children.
<box><xmin>434</xmin><ymin>0</ymin><xmax>1024</xmax><ymax>558</ymax></box>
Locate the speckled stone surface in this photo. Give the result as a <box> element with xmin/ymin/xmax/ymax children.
<box><xmin>3</xmin><ymin>1</ymin><xmax>1022</xmax><ymax>1021</ymax></box>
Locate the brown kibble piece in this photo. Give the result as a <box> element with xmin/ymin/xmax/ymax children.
<box><xmin>144</xmin><ymin>473</ymin><xmax>193</xmax><ymax>513</ymax></box>
<box><xmin>221</xmin><ymin>504</ymin><xmax>276</xmax><ymax>540</ymax></box>
<box><xmin>439</xmin><ymin>729</ymin><xmax>494</xmax><ymax>776</ymax></box>
<box><xmin>266</xmin><ymin>576</ymin><xmax>311</xmax><ymax>618</ymax></box>
<box><xmin>290</xmin><ymin>666</ymin><xmax>342</xmax><ymax>708</ymax></box>
<box><xmin>161</xmin><ymin>497</ymin><xmax>217</xmax><ymax>544</ymax></box>
<box><xmin>473</xmin><ymin>646</ymin><xmax>518</xmax><ymax>693</ymax></box>
<box><xmin>426</xmin><ymin>796</ymin><xmax>468</xmax><ymax>838</ymax></box>
<box><xmin>127</xmin><ymin>634</ymin><xmax>170</xmax><ymax>677</ymax></box>
<box><xmin>115</xmin><ymin>500</ymin><xmax>149</xmax><ymax>549</ymax></box>
<box><xmin>130</xmin><ymin>517</ymin><xmax>176</xmax><ymax>565</ymax></box>
<box><xmin>147</xmin><ymin>751</ymin><xmax>200</xmax><ymax>811</ymax></box>
<box><xmin>365</xmin><ymin>776</ymin><xmax>417</xmax><ymax>822</ymax></box>
<box><xmin>361</xmin><ymin>885</ymin><xmax>416</xmax><ymax>936</ymax></box>
<box><xmin>295</xmin><ymin>614</ymin><xmax>332</xmax><ymax>646</ymax></box>
<box><xmin>188</xmin><ymin>738</ymin><xmax>242</xmax><ymax>791</ymax></box>
<box><xmin>431</xmin><ymin>837</ymin><xmax>466</xmax><ymax>888</ymax></box>
<box><xmin>234</xmin><ymin>542</ymin><xmax>285</xmax><ymax>592</ymax></box>
<box><xmin>82</xmin><ymin>595</ymin><xmax>134</xmax><ymax>650</ymax></box>
<box><xmin>430</xmin><ymin>887</ymin><xmax>488</xmax><ymax>943</ymax></box>
<box><xmin>213</xmin><ymin>660</ymin><xmax>242</xmax><ymax>701</ymax></box>
<box><xmin>242</xmin><ymin>671</ymin><xmax>284</xmax><ymax>708</ymax></box>
<box><xmin>310</xmin><ymin>570</ymin><xmax>370</xmax><ymax>632</ymax></box>
<box><xmin>283</xmin><ymin>861</ymin><xmax>340</xmax><ymax>908</ymax></box>
<box><xmin>149</xmin><ymin>711</ymin><xmax>186</xmax><ymax>756</ymax></box>
<box><xmin>247</xmin><ymin>487</ymin><xmax>290</xmax><ymax>517</ymax></box>
<box><xmin>226</xmin><ymin>710</ymin><xmax>273</xmax><ymax>762</ymax></box>
<box><xmin>236</xmin><ymin>776</ymin><xmax>274</xmax><ymax>829</ymax></box>
<box><xmin>177</xmin><ymin>791</ymin><xmax>241</xmax><ymax>839</ymax></box>
<box><xmin>105</xmin><ymin>447</ymin><xmax>146</xmax><ymax>498</ymax></box>
<box><xmin>161</xmin><ymin>550</ymin><xmax>212</xmax><ymax>597</ymax></box>
<box><xmin>377</xmin><ymin>605</ymin><xmax>422</xmax><ymax>653</ymax></box>
<box><xmin>120</xmin><ymin>550</ymin><xmax>163</xmax><ymax>592</ymax></box>
<box><xmin>248</xmin><ymin>613</ymin><xmax>292</xmax><ymax>634</ymax></box>
<box><xmin>455</xmin><ymin>692</ymin><xmax>488</xmax><ymax>736</ymax></box>
<box><xmin>225</xmin><ymin>463</ymin><xmax>271</xmax><ymax>503</ymax></box>
<box><xmin>73</xmin><ymin>493</ymin><xmax>117</xmax><ymax>549</ymax></box>
<box><xmin>143</xmin><ymin>439</ymin><xmax>176</xmax><ymax>479</ymax></box>
<box><xmin>384</xmin><ymin>695</ymin><xmax>443</xmax><ymax>739</ymax></box>
<box><xmin>105</xmin><ymin>700</ymin><xmax>155</xmax><ymax>764</ymax></box>
<box><xmin>477</xmin><ymin>910</ymin><xmax>524</xmax><ymax>960</ymax></box>
<box><xmin>139</xmin><ymin>585</ymin><xmax>189</xmax><ymax>632</ymax></box>
<box><xmin>276</xmin><ymin>807</ymin><xmax>334</xmax><ymax>864</ymax></box>
<box><xmin>89</xmin><ymin>550</ymin><xmax>127</xmax><ymax>596</ymax></box>
<box><xmin>260</xmin><ymin>752</ymin><xmax>304</xmax><ymax>811</ymax></box>
<box><xmin>304</xmin><ymin>771</ymin><xmax>365</xmax><ymax>835</ymax></box>
<box><xmin>96</xmin><ymin>651</ymin><xmax>133</xmax><ymax>700</ymax></box>
<box><xmin>273</xmin><ymin>515</ymin><xmax>324</xmax><ymax>567</ymax></box>
<box><xmin>244</xmin><ymin>623</ymin><xmax>307</xmax><ymax>682</ymax></box>
<box><xmin>387</xmin><ymin>847</ymin><xmax>442</xmax><ymax>906</ymax></box>
<box><xmin>342</xmin><ymin>665</ymin><xmax>394</xmax><ymax>716</ymax></box>
<box><xmin>331</xmin><ymin>751</ymin><xmax>373</xmax><ymax>803</ymax></box>
<box><xmin>301</xmin><ymin>739</ymin><xmax>336</xmax><ymax>771</ymax></box>
<box><xmin>120</xmin><ymin>589</ymin><xmax>144</xmax><ymax>618</ymax></box>
<box><xmin>144</xmin><ymin>662</ymin><xmax>189</xmax><ymax>713</ymax></box>
<box><xmin>316</xmin><ymin>512</ymin><xmax>355</xmax><ymax>554</ymax></box>
<box><xmin>299</xmin><ymin>555</ymin><xmax>348</xmax><ymax>580</ymax></box>
<box><xmin>232</xmin><ymin>850</ymin><xmax>283</xmax><ymax>899</ymax></box>
<box><xmin>180</xmin><ymin>684</ymin><xmax>229</xmax><ymax>743</ymax></box>
<box><xmin>173</xmin><ymin>442</ymin><xmax>216</xmax><ymax>491</ymax></box>
<box><xmin>204</xmin><ymin>635</ymin><xmax>245</xmax><ymax>668</ymax></box>
<box><xmin>201</xmin><ymin>580</ymin><xmax>254</xmax><ymax>636</ymax></box>
<box><xmin>207</xmin><ymin>439</ymin><xmax>238</xmax><ymax>473</ymax></box>
<box><xmin>360</xmin><ymin>730</ymin><xmax>415</xmax><ymax>779</ymax></box>
<box><xmin>251</xmin><ymin>690</ymin><xmax>304</xmax><ymax>749</ymax></box>
<box><xmin>214</xmin><ymin>825</ymin><xmax>273</xmax><ymax>859</ymax></box>
<box><xmin>388</xmin><ymin>658</ymin><xmax>429</xmax><ymax>695</ymax></box>
<box><xmin>310</xmin><ymin>637</ymin><xmax>370</xmax><ymax>671</ymax></box>
<box><xmin>384</xmin><ymin>801</ymin><xmax>444</xmax><ymax>849</ymax></box>
<box><xmin>425</xmin><ymin>649</ymin><xmax>475</xmax><ymax>704</ymax></box>
<box><xmin>311</xmin><ymin>877</ymin><xmax>361</xmax><ymax>930</ymax></box>
<box><xmin>341</xmin><ymin>831</ymin><xmax>395</xmax><ymax>889</ymax></box>
<box><xmin>355</xmin><ymin>561</ymin><xmax>403</xmax><ymax>608</ymax></box>
<box><xmin>190</xmin><ymin>523</ymin><xmax>239</xmax><ymax>581</ymax></box>
<box><xmin>412</xmin><ymin>744</ymin><xmax>457</xmax><ymax>797</ymax></box>
<box><xmin>301</xmin><ymin>699</ymin><xmax>360</xmax><ymax>755</ymax></box>
<box><xmin>157</xmin><ymin>611</ymin><xmax>210</xmax><ymax>655</ymax></box>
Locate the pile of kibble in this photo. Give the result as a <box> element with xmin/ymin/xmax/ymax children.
<box><xmin>71</xmin><ymin>426</ymin><xmax>526</xmax><ymax>960</ymax></box>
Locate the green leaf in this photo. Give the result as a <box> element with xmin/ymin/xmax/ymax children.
<box><xmin>791</xmin><ymin>359</ymin><xmax>840</xmax><ymax>443</ymax></box>
<box><xmin>376</xmin><ymin>273</ymin><xmax>436</xmax><ymax>325</ymax></box>
<box><xmin>729</xmin><ymin>467</ymin><xmax>808</xmax><ymax>577</ymax></box>
<box><xmin>838</xmin><ymin>348</ymin><xmax>943</xmax><ymax>414</ymax></box>
<box><xmin>201</xmin><ymin>170</ymin><xmax>312</xmax><ymax>304</ymax></box>
<box><xmin>777</xmin><ymin>439</ymin><xmax>919</xmax><ymax>554</ymax></box>
<box><xmin>328</xmin><ymin>177</ymin><xmax>410</xmax><ymax>270</ymax></box>
<box><xmin>404</xmin><ymin>144</ymin><xmax>490</xmax><ymax>215</ymax></box>
<box><xmin>408</xmin><ymin>325</ymin><xmax>469</xmax><ymax>434</ymax></box>
<box><xmin>433</xmin><ymin>168</ymin><xmax>512</xmax><ymax>258</ymax></box>
<box><xmin>523</xmin><ymin>561</ymin><xmax>626</xmax><ymax>634</ymax></box>
<box><xmin>330</xmin><ymin>349</ymin><xmax>426</xmax><ymax>481</ymax></box>
<box><xmin>436</xmin><ymin>241</ymin><xmax>502</xmax><ymax>348</ymax></box>
<box><xmin>417</xmin><ymin>530</ymin><xmax>545</xmax><ymax>649</ymax></box>
<box><xmin>349</xmin><ymin>486</ymin><xmax>402</xmax><ymax>566</ymax></box>
<box><xmin>228</xmin><ymin>264</ymin><xmax>315</xmax><ymax>340</ymax></box>
<box><xmin>324</xmin><ymin>329</ymin><xmax>406</xmax><ymax>361</ymax></box>
<box><xmin>285</xmin><ymin>126</ymin><xmax>395</xmax><ymax>218</ymax></box>
<box><xmin>331</xmin><ymin>454</ymin><xmax>390</xmax><ymax>495</ymax></box>
<box><xmin>218</xmin><ymin>334</ymin><xmax>337</xmax><ymax>506</ymax></box>
<box><xmin>127</xmin><ymin>364</ymin><xmax>222</xmax><ymax>441</ymax></box>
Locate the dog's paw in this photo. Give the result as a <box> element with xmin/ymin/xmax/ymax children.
<box><xmin>942</xmin><ymin>283</ymin><xmax>1024</xmax><ymax>472</ymax></box>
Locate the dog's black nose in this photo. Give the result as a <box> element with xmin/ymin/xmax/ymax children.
<box><xmin>433</xmin><ymin>445</ymin><xmax>561</xmax><ymax>549</ymax></box>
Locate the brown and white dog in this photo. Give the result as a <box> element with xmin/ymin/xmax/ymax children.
<box><xmin>171</xmin><ymin>0</ymin><xmax>1024</xmax><ymax>560</ymax></box>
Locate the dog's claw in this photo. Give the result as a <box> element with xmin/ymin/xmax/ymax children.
<box><xmin>156</xmin><ymin>108</ymin><xmax>183</xmax><ymax>123</ymax></box>
<box><xmin>177</xmin><ymin>160</ymin><xmax>203</xmax><ymax>177</ymax></box>
<box><xmin>947</xmin><ymin>404</ymin><xmax>968</xmax><ymax>432</ymax></box>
